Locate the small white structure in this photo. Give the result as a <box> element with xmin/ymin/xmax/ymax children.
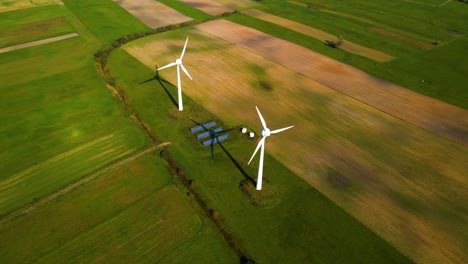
<box><xmin>248</xmin><ymin>106</ymin><xmax>293</xmax><ymax>190</ymax></box>
<box><xmin>241</xmin><ymin>127</ymin><xmax>247</xmax><ymax>133</ymax></box>
<box><xmin>157</xmin><ymin>37</ymin><xmax>192</xmax><ymax>111</ymax></box>
<box><xmin>249</xmin><ymin>132</ymin><xmax>255</xmax><ymax>138</ymax></box>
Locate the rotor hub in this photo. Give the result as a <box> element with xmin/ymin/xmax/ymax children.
<box><xmin>261</xmin><ymin>128</ymin><xmax>271</xmax><ymax>137</ymax></box>
<box><xmin>176</xmin><ymin>58</ymin><xmax>182</xmax><ymax>65</ymax></box>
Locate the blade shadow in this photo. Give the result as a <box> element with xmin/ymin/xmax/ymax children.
<box><xmin>218</xmin><ymin>141</ymin><xmax>255</xmax><ymax>183</ymax></box>
<box><xmin>190</xmin><ymin>119</ymin><xmax>250</xmax><ymax>183</ymax></box>
<box><xmin>157</xmin><ymin>75</ymin><xmax>178</xmax><ymax>108</ymax></box>
<box><xmin>139</xmin><ymin>77</ymin><xmax>155</xmax><ymax>85</ymax></box>
<box><xmin>139</xmin><ymin>66</ymin><xmax>178</xmax><ymax>108</ymax></box>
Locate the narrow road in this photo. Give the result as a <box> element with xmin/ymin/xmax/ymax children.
<box><xmin>0</xmin><ymin>33</ymin><xmax>78</xmax><ymax>54</ymax></box>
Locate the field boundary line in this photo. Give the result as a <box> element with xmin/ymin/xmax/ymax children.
<box><xmin>0</xmin><ymin>134</ymin><xmax>114</xmax><ymax>191</ymax></box>
<box><xmin>401</xmin><ymin>0</ymin><xmax>451</xmax><ymax>6</ymax></box>
<box><xmin>0</xmin><ymin>33</ymin><xmax>78</xmax><ymax>54</ymax></box>
<box><xmin>439</xmin><ymin>0</ymin><xmax>452</xmax><ymax>6</ymax></box>
<box><xmin>0</xmin><ymin>142</ymin><xmax>170</xmax><ymax>225</ymax></box>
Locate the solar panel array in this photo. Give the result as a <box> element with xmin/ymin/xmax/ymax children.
<box><xmin>189</xmin><ymin>121</ymin><xmax>216</xmax><ymax>133</ymax></box>
<box><xmin>201</xmin><ymin>134</ymin><xmax>229</xmax><ymax>147</ymax></box>
<box><xmin>196</xmin><ymin>127</ymin><xmax>223</xmax><ymax>139</ymax></box>
<box><xmin>190</xmin><ymin>121</ymin><xmax>229</xmax><ymax>147</ymax></box>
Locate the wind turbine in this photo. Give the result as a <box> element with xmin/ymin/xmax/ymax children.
<box><xmin>248</xmin><ymin>106</ymin><xmax>293</xmax><ymax>190</ymax></box>
<box><xmin>157</xmin><ymin>37</ymin><xmax>192</xmax><ymax>111</ymax></box>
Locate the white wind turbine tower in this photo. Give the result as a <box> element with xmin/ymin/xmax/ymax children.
<box><xmin>248</xmin><ymin>106</ymin><xmax>293</xmax><ymax>190</ymax></box>
<box><xmin>157</xmin><ymin>37</ymin><xmax>192</xmax><ymax>111</ymax></box>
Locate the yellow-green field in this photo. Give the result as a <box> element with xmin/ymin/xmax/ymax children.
<box><xmin>123</xmin><ymin>27</ymin><xmax>467</xmax><ymax>264</ymax></box>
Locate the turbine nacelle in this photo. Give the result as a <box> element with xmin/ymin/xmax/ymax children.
<box><xmin>176</xmin><ymin>58</ymin><xmax>182</xmax><ymax>65</ymax></box>
<box><xmin>261</xmin><ymin>128</ymin><xmax>271</xmax><ymax>137</ymax></box>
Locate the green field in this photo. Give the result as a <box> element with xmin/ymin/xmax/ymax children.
<box><xmin>61</xmin><ymin>0</ymin><xmax>150</xmax><ymax>44</ymax></box>
<box><xmin>0</xmin><ymin>3</ymin><xmax>148</xmax><ymax>215</ymax></box>
<box><xmin>158</xmin><ymin>0</ymin><xmax>213</xmax><ymax>21</ymax></box>
<box><xmin>0</xmin><ymin>153</ymin><xmax>236</xmax><ymax>263</ymax></box>
<box><xmin>0</xmin><ymin>1</ymin><xmax>237</xmax><ymax>263</ymax></box>
<box><xmin>0</xmin><ymin>5</ymin><xmax>75</xmax><ymax>48</ymax></box>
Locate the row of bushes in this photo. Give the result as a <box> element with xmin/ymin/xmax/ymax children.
<box><xmin>93</xmin><ymin>10</ymin><xmax>238</xmax><ymax>65</ymax></box>
<box><xmin>160</xmin><ymin>150</ymin><xmax>256</xmax><ymax>264</ymax></box>
<box><xmin>93</xmin><ymin>11</ymin><xmax>256</xmax><ymax>262</ymax></box>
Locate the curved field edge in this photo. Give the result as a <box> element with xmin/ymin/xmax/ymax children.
<box><xmin>104</xmin><ymin>43</ymin><xmax>413</xmax><ymax>263</ymax></box>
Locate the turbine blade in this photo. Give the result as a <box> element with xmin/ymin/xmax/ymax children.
<box><xmin>180</xmin><ymin>64</ymin><xmax>192</xmax><ymax>80</ymax></box>
<box><xmin>248</xmin><ymin>137</ymin><xmax>266</xmax><ymax>165</ymax></box>
<box><xmin>255</xmin><ymin>106</ymin><xmax>268</xmax><ymax>129</ymax></box>
<box><xmin>157</xmin><ymin>62</ymin><xmax>177</xmax><ymax>71</ymax></box>
<box><xmin>180</xmin><ymin>37</ymin><xmax>189</xmax><ymax>59</ymax></box>
<box><xmin>270</xmin><ymin>125</ymin><xmax>294</xmax><ymax>134</ymax></box>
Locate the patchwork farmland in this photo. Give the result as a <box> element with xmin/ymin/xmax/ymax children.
<box><xmin>1</xmin><ymin>0</ymin><xmax>466</xmax><ymax>264</ymax></box>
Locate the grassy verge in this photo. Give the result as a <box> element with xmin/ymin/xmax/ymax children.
<box><xmin>61</xmin><ymin>0</ymin><xmax>150</xmax><ymax>44</ymax></box>
<box><xmin>158</xmin><ymin>0</ymin><xmax>213</xmax><ymax>21</ymax></box>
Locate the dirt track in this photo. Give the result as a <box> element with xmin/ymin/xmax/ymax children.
<box><xmin>113</xmin><ymin>0</ymin><xmax>192</xmax><ymax>28</ymax></box>
<box><xmin>0</xmin><ymin>33</ymin><xmax>78</xmax><ymax>54</ymax></box>
<box><xmin>242</xmin><ymin>9</ymin><xmax>395</xmax><ymax>62</ymax></box>
<box><xmin>195</xmin><ymin>19</ymin><xmax>468</xmax><ymax>146</ymax></box>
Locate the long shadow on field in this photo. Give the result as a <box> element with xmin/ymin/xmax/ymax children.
<box><xmin>139</xmin><ymin>67</ymin><xmax>178</xmax><ymax>108</ymax></box>
<box><xmin>190</xmin><ymin>118</ymin><xmax>255</xmax><ymax>183</ymax></box>
<box><xmin>218</xmin><ymin>141</ymin><xmax>255</xmax><ymax>184</ymax></box>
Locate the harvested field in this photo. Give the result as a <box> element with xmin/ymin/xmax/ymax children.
<box><xmin>242</xmin><ymin>9</ymin><xmax>395</xmax><ymax>62</ymax></box>
<box><xmin>0</xmin><ymin>0</ymin><xmax>61</xmax><ymax>13</ymax></box>
<box><xmin>113</xmin><ymin>0</ymin><xmax>192</xmax><ymax>28</ymax></box>
<box><xmin>124</xmin><ymin>28</ymin><xmax>468</xmax><ymax>264</ymax></box>
<box><xmin>195</xmin><ymin>19</ymin><xmax>468</xmax><ymax>146</ymax></box>
<box><xmin>0</xmin><ymin>32</ymin><xmax>78</xmax><ymax>54</ymax></box>
<box><xmin>370</xmin><ymin>27</ymin><xmax>435</xmax><ymax>49</ymax></box>
<box><xmin>179</xmin><ymin>0</ymin><xmax>234</xmax><ymax>16</ymax></box>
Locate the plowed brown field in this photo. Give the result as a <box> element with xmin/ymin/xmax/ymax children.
<box><xmin>113</xmin><ymin>0</ymin><xmax>192</xmax><ymax>28</ymax></box>
<box><xmin>195</xmin><ymin>19</ymin><xmax>467</xmax><ymax>146</ymax></box>
<box><xmin>123</xmin><ymin>24</ymin><xmax>468</xmax><ymax>264</ymax></box>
